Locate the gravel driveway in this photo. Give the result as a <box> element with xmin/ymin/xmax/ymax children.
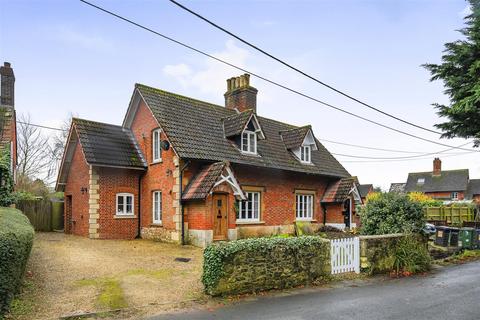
<box><xmin>10</xmin><ymin>232</ymin><xmax>204</xmax><ymax>319</ymax></box>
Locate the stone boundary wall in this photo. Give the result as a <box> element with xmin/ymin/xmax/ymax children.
<box><xmin>202</xmin><ymin>236</ymin><xmax>331</xmax><ymax>296</ymax></box>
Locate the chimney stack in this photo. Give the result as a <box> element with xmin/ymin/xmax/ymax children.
<box><xmin>433</xmin><ymin>158</ymin><xmax>442</xmax><ymax>176</ymax></box>
<box><xmin>0</xmin><ymin>62</ymin><xmax>15</xmax><ymax>108</ymax></box>
<box><xmin>224</xmin><ymin>74</ymin><xmax>258</xmax><ymax>113</ymax></box>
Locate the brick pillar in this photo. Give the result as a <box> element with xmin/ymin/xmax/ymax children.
<box><xmin>88</xmin><ymin>166</ymin><xmax>100</xmax><ymax>238</ymax></box>
<box><xmin>171</xmin><ymin>156</ymin><xmax>182</xmax><ymax>242</ymax></box>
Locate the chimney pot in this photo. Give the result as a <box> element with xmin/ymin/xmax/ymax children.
<box><xmin>224</xmin><ymin>74</ymin><xmax>258</xmax><ymax>113</ymax></box>
<box><xmin>433</xmin><ymin>158</ymin><xmax>442</xmax><ymax>176</ymax></box>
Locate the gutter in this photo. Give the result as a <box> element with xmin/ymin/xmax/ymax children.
<box><xmin>179</xmin><ymin>160</ymin><xmax>191</xmax><ymax>245</ymax></box>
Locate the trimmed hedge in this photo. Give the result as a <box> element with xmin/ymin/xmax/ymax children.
<box><xmin>0</xmin><ymin>207</ymin><xmax>34</xmax><ymax>317</ymax></box>
<box><xmin>202</xmin><ymin>236</ymin><xmax>330</xmax><ymax>296</ymax></box>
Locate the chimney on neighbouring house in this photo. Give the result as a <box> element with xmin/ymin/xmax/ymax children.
<box><xmin>0</xmin><ymin>62</ymin><xmax>15</xmax><ymax>108</ymax></box>
<box><xmin>224</xmin><ymin>74</ymin><xmax>258</xmax><ymax>113</ymax></box>
<box><xmin>433</xmin><ymin>157</ymin><xmax>442</xmax><ymax>176</ymax></box>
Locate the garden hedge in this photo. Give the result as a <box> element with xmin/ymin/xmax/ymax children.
<box><xmin>0</xmin><ymin>207</ymin><xmax>34</xmax><ymax>317</ymax></box>
<box><xmin>202</xmin><ymin>236</ymin><xmax>330</xmax><ymax>296</ymax></box>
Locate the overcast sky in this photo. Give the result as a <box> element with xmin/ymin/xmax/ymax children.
<box><xmin>1</xmin><ymin>0</ymin><xmax>478</xmax><ymax>190</ymax></box>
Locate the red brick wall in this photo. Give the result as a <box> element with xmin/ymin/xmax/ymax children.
<box><xmin>425</xmin><ymin>191</ymin><xmax>464</xmax><ymax>200</ymax></box>
<box><xmin>64</xmin><ymin>140</ymin><xmax>89</xmax><ymax>236</ymax></box>
<box><xmin>97</xmin><ymin>167</ymin><xmax>141</xmax><ymax>239</ymax></box>
<box><xmin>129</xmin><ymin>100</ymin><xmax>179</xmax><ymax>231</ymax></box>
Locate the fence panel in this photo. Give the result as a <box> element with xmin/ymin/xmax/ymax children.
<box><xmin>16</xmin><ymin>199</ymin><xmax>53</xmax><ymax>231</ymax></box>
<box><xmin>425</xmin><ymin>206</ymin><xmax>474</xmax><ymax>224</ymax></box>
<box><xmin>330</xmin><ymin>237</ymin><xmax>360</xmax><ymax>275</ymax></box>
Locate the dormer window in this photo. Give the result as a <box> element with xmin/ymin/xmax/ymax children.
<box><xmin>241</xmin><ymin>130</ymin><xmax>257</xmax><ymax>154</ymax></box>
<box><xmin>300</xmin><ymin>145</ymin><xmax>311</xmax><ymax>163</ymax></box>
<box><xmin>417</xmin><ymin>178</ymin><xmax>425</xmax><ymax>185</ymax></box>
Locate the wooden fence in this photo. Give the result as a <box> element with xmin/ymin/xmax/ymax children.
<box><xmin>16</xmin><ymin>199</ymin><xmax>64</xmax><ymax>231</ymax></box>
<box><xmin>425</xmin><ymin>206</ymin><xmax>474</xmax><ymax>224</ymax></box>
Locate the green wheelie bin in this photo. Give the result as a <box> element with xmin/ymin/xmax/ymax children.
<box><xmin>458</xmin><ymin>227</ymin><xmax>476</xmax><ymax>249</ymax></box>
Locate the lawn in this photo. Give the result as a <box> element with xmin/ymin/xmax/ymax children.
<box><xmin>8</xmin><ymin>232</ymin><xmax>205</xmax><ymax>319</ymax></box>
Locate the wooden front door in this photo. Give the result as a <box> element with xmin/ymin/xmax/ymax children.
<box><xmin>213</xmin><ymin>194</ymin><xmax>228</xmax><ymax>240</ymax></box>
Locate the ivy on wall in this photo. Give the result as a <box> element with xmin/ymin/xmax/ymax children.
<box><xmin>0</xmin><ymin>145</ymin><xmax>15</xmax><ymax>206</ymax></box>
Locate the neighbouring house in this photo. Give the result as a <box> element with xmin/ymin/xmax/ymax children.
<box><xmin>0</xmin><ymin>62</ymin><xmax>17</xmax><ymax>186</ymax></box>
<box><xmin>358</xmin><ymin>183</ymin><xmax>374</xmax><ymax>202</ymax></box>
<box><xmin>389</xmin><ymin>182</ymin><xmax>406</xmax><ymax>194</ymax></box>
<box><xmin>55</xmin><ymin>74</ymin><xmax>361</xmax><ymax>247</ymax></box>
<box><xmin>397</xmin><ymin>158</ymin><xmax>480</xmax><ymax>203</ymax></box>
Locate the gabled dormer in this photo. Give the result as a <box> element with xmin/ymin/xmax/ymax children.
<box><xmin>223</xmin><ymin>109</ymin><xmax>265</xmax><ymax>155</ymax></box>
<box><xmin>280</xmin><ymin>126</ymin><xmax>318</xmax><ymax>164</ymax></box>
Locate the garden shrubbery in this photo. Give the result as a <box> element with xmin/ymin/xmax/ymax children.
<box><xmin>0</xmin><ymin>207</ymin><xmax>35</xmax><ymax>317</ymax></box>
<box><xmin>360</xmin><ymin>192</ymin><xmax>425</xmax><ymax>235</ymax></box>
<box><xmin>392</xmin><ymin>234</ymin><xmax>431</xmax><ymax>275</ymax></box>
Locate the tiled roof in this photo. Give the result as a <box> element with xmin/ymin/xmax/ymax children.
<box><xmin>223</xmin><ymin>110</ymin><xmax>253</xmax><ymax>137</ymax></box>
<box><xmin>280</xmin><ymin>126</ymin><xmax>311</xmax><ymax>149</ymax></box>
<box><xmin>182</xmin><ymin>162</ymin><xmax>226</xmax><ymax>200</ymax></box>
<box><xmin>389</xmin><ymin>183</ymin><xmax>406</xmax><ymax>193</ymax></box>
<box><xmin>404</xmin><ymin>169</ymin><xmax>469</xmax><ymax>193</ymax></box>
<box><xmin>73</xmin><ymin>118</ymin><xmax>146</xmax><ymax>168</ymax></box>
<box><xmin>322</xmin><ymin>177</ymin><xmax>356</xmax><ymax>203</ymax></box>
<box><xmin>0</xmin><ymin>106</ymin><xmax>14</xmax><ymax>150</ymax></box>
<box><xmin>358</xmin><ymin>184</ymin><xmax>373</xmax><ymax>198</ymax></box>
<box><xmin>136</xmin><ymin>84</ymin><xmax>349</xmax><ymax>178</ymax></box>
<box><xmin>466</xmin><ymin>179</ymin><xmax>480</xmax><ymax>198</ymax></box>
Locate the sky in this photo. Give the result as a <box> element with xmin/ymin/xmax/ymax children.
<box><xmin>0</xmin><ymin>0</ymin><xmax>478</xmax><ymax>190</ymax></box>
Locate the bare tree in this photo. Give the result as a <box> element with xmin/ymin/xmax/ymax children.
<box><xmin>50</xmin><ymin>113</ymin><xmax>74</xmax><ymax>178</ymax></box>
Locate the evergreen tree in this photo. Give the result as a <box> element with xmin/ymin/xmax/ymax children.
<box><xmin>423</xmin><ymin>0</ymin><xmax>480</xmax><ymax>146</ymax></box>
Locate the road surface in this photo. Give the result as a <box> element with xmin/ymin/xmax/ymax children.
<box><xmin>150</xmin><ymin>261</ymin><xmax>480</xmax><ymax>320</ymax></box>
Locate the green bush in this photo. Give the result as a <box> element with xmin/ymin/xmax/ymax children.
<box><xmin>393</xmin><ymin>234</ymin><xmax>431</xmax><ymax>275</ymax></box>
<box><xmin>0</xmin><ymin>147</ymin><xmax>15</xmax><ymax>207</ymax></box>
<box><xmin>202</xmin><ymin>236</ymin><xmax>330</xmax><ymax>295</ymax></box>
<box><xmin>360</xmin><ymin>192</ymin><xmax>425</xmax><ymax>235</ymax></box>
<box><xmin>0</xmin><ymin>207</ymin><xmax>35</xmax><ymax>317</ymax></box>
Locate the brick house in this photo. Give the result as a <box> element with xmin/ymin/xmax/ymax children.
<box><xmin>0</xmin><ymin>62</ymin><xmax>17</xmax><ymax>185</ymax></box>
<box><xmin>56</xmin><ymin>74</ymin><xmax>362</xmax><ymax>247</ymax></box>
<box><xmin>397</xmin><ymin>158</ymin><xmax>480</xmax><ymax>203</ymax></box>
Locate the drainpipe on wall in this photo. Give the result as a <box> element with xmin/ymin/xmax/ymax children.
<box><xmin>179</xmin><ymin>160</ymin><xmax>190</xmax><ymax>245</ymax></box>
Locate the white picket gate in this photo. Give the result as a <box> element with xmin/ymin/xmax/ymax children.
<box><xmin>330</xmin><ymin>237</ymin><xmax>360</xmax><ymax>274</ymax></box>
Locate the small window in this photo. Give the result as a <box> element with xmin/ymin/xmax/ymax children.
<box><xmin>152</xmin><ymin>191</ymin><xmax>162</xmax><ymax>223</ymax></box>
<box><xmin>417</xmin><ymin>178</ymin><xmax>425</xmax><ymax>185</ymax></box>
<box><xmin>241</xmin><ymin>131</ymin><xmax>257</xmax><ymax>154</ymax></box>
<box><xmin>116</xmin><ymin>193</ymin><xmax>134</xmax><ymax>215</ymax></box>
<box><xmin>237</xmin><ymin>191</ymin><xmax>260</xmax><ymax>222</ymax></box>
<box><xmin>296</xmin><ymin>194</ymin><xmax>313</xmax><ymax>220</ymax></box>
<box><xmin>300</xmin><ymin>145</ymin><xmax>311</xmax><ymax>163</ymax></box>
<box><xmin>451</xmin><ymin>192</ymin><xmax>459</xmax><ymax>200</ymax></box>
<box><xmin>152</xmin><ymin>129</ymin><xmax>162</xmax><ymax>163</ymax></box>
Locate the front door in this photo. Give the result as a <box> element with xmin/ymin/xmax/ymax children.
<box><xmin>343</xmin><ymin>198</ymin><xmax>351</xmax><ymax>229</ymax></box>
<box><xmin>213</xmin><ymin>194</ymin><xmax>228</xmax><ymax>240</ymax></box>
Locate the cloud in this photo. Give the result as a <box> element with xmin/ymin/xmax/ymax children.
<box><xmin>54</xmin><ymin>26</ymin><xmax>113</xmax><ymax>51</ymax></box>
<box><xmin>251</xmin><ymin>20</ymin><xmax>277</xmax><ymax>27</ymax></box>
<box><xmin>162</xmin><ymin>40</ymin><xmax>251</xmax><ymax>97</ymax></box>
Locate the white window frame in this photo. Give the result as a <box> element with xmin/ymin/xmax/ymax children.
<box><xmin>451</xmin><ymin>192</ymin><xmax>459</xmax><ymax>200</ymax></box>
<box><xmin>417</xmin><ymin>178</ymin><xmax>425</xmax><ymax>185</ymax></box>
<box><xmin>241</xmin><ymin>130</ymin><xmax>257</xmax><ymax>155</ymax></box>
<box><xmin>300</xmin><ymin>145</ymin><xmax>311</xmax><ymax>163</ymax></box>
<box><xmin>152</xmin><ymin>128</ymin><xmax>162</xmax><ymax>163</ymax></box>
<box><xmin>237</xmin><ymin>191</ymin><xmax>260</xmax><ymax>222</ymax></box>
<box><xmin>296</xmin><ymin>194</ymin><xmax>314</xmax><ymax>221</ymax></box>
<box><xmin>116</xmin><ymin>193</ymin><xmax>134</xmax><ymax>216</ymax></box>
<box><xmin>152</xmin><ymin>191</ymin><xmax>162</xmax><ymax>224</ymax></box>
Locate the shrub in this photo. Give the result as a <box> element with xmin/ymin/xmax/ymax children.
<box><xmin>0</xmin><ymin>147</ymin><xmax>15</xmax><ymax>207</ymax></box>
<box><xmin>407</xmin><ymin>192</ymin><xmax>443</xmax><ymax>207</ymax></box>
<box><xmin>0</xmin><ymin>207</ymin><xmax>35</xmax><ymax>317</ymax></box>
<box><xmin>393</xmin><ymin>234</ymin><xmax>431</xmax><ymax>275</ymax></box>
<box><xmin>360</xmin><ymin>192</ymin><xmax>425</xmax><ymax>235</ymax></box>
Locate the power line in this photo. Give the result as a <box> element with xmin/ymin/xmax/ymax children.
<box><xmin>169</xmin><ymin>0</ymin><xmax>441</xmax><ymax>135</ymax></box>
<box><xmin>340</xmin><ymin>151</ymin><xmax>477</xmax><ymax>163</ymax></box>
<box><xmin>78</xmin><ymin>0</ymin><xmax>479</xmax><ymax>153</ymax></box>
<box><xmin>320</xmin><ymin>139</ymin><xmax>435</xmax><ymax>154</ymax></box>
<box><xmin>17</xmin><ymin>121</ymin><xmax>66</xmax><ymax>132</ymax></box>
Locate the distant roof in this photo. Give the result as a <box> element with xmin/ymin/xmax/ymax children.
<box><xmin>404</xmin><ymin>169</ymin><xmax>469</xmax><ymax>193</ymax></box>
<box><xmin>389</xmin><ymin>183</ymin><xmax>406</xmax><ymax>193</ymax></box>
<box><xmin>358</xmin><ymin>184</ymin><xmax>373</xmax><ymax>198</ymax></box>
<box><xmin>127</xmin><ymin>84</ymin><xmax>349</xmax><ymax>178</ymax></box>
<box><xmin>466</xmin><ymin>179</ymin><xmax>480</xmax><ymax>199</ymax></box>
<box><xmin>322</xmin><ymin>177</ymin><xmax>357</xmax><ymax>203</ymax></box>
<box><xmin>73</xmin><ymin>118</ymin><xmax>146</xmax><ymax>169</ymax></box>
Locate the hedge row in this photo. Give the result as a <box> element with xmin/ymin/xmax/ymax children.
<box><xmin>202</xmin><ymin>236</ymin><xmax>330</xmax><ymax>296</ymax></box>
<box><xmin>0</xmin><ymin>207</ymin><xmax>35</xmax><ymax>317</ymax></box>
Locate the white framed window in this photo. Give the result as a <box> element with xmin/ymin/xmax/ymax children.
<box><xmin>451</xmin><ymin>192</ymin><xmax>459</xmax><ymax>200</ymax></box>
<box><xmin>241</xmin><ymin>130</ymin><xmax>257</xmax><ymax>154</ymax></box>
<box><xmin>417</xmin><ymin>178</ymin><xmax>425</xmax><ymax>185</ymax></box>
<box><xmin>300</xmin><ymin>145</ymin><xmax>311</xmax><ymax>163</ymax></box>
<box><xmin>116</xmin><ymin>193</ymin><xmax>134</xmax><ymax>216</ymax></box>
<box><xmin>152</xmin><ymin>191</ymin><xmax>162</xmax><ymax>224</ymax></box>
<box><xmin>237</xmin><ymin>191</ymin><xmax>260</xmax><ymax>222</ymax></box>
<box><xmin>296</xmin><ymin>194</ymin><xmax>313</xmax><ymax>220</ymax></box>
<box><xmin>152</xmin><ymin>128</ymin><xmax>162</xmax><ymax>163</ymax></box>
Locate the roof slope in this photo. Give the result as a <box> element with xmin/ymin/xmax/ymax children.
<box><xmin>358</xmin><ymin>184</ymin><xmax>373</xmax><ymax>198</ymax></box>
<box><xmin>280</xmin><ymin>126</ymin><xmax>311</xmax><ymax>149</ymax></box>
<box><xmin>182</xmin><ymin>162</ymin><xmax>226</xmax><ymax>200</ymax></box>
<box><xmin>135</xmin><ymin>84</ymin><xmax>349</xmax><ymax>178</ymax></box>
<box><xmin>404</xmin><ymin>169</ymin><xmax>469</xmax><ymax>193</ymax></box>
<box><xmin>223</xmin><ymin>110</ymin><xmax>253</xmax><ymax>137</ymax></box>
<box><xmin>322</xmin><ymin>177</ymin><xmax>357</xmax><ymax>203</ymax></box>
<box><xmin>466</xmin><ymin>179</ymin><xmax>480</xmax><ymax>198</ymax></box>
<box><xmin>73</xmin><ymin>118</ymin><xmax>146</xmax><ymax>168</ymax></box>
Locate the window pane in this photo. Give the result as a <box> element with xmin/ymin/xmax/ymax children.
<box><xmin>242</xmin><ymin>133</ymin><xmax>249</xmax><ymax>151</ymax></box>
<box><xmin>117</xmin><ymin>196</ymin><xmax>124</xmax><ymax>213</ymax></box>
<box><xmin>249</xmin><ymin>133</ymin><xmax>255</xmax><ymax>153</ymax></box>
